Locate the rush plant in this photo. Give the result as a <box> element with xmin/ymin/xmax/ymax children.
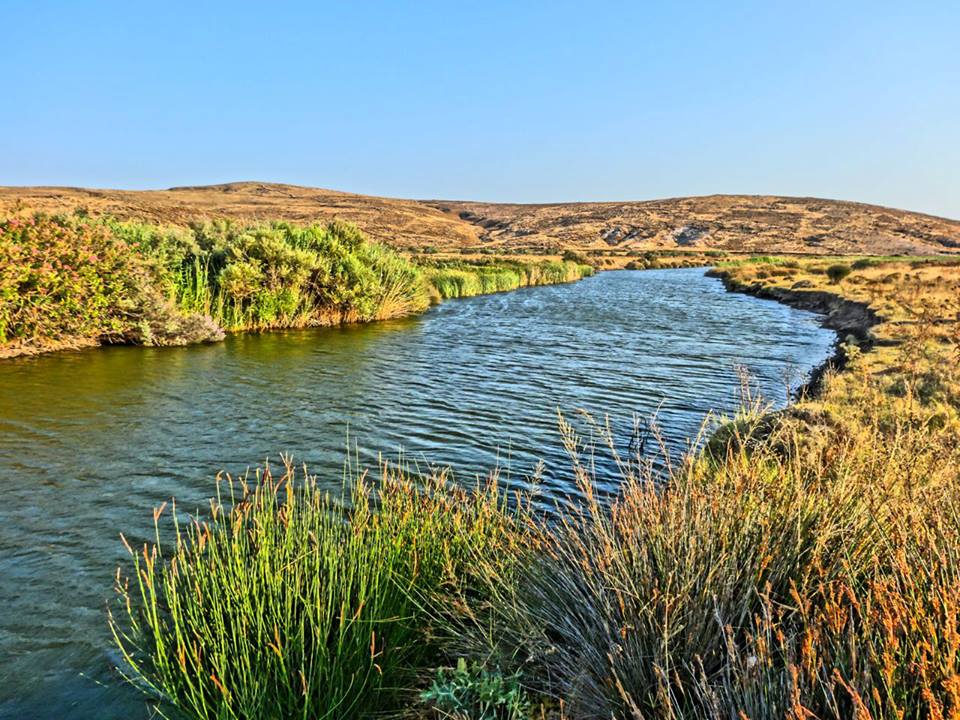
<box><xmin>110</xmin><ymin>460</ymin><xmax>523</xmax><ymax>720</ymax></box>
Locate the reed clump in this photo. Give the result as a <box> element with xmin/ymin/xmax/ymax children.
<box><xmin>113</xmin><ymin>218</ymin><xmax>432</xmax><ymax>331</ymax></box>
<box><xmin>443</xmin><ymin>387</ymin><xmax>960</xmax><ymax>719</ymax></box>
<box><xmin>111</xmin><ymin>460</ymin><xmax>525</xmax><ymax>719</ymax></box>
<box><xmin>424</xmin><ymin>258</ymin><xmax>593</xmax><ymax>300</ymax></box>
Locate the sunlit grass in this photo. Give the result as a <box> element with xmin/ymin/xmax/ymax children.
<box><xmin>425</xmin><ymin>259</ymin><xmax>593</xmax><ymax>300</ymax></box>
<box><xmin>111</xmin><ymin>459</ymin><xmax>524</xmax><ymax>719</ymax></box>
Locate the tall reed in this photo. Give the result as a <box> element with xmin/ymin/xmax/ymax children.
<box><xmin>110</xmin><ymin>460</ymin><xmax>523</xmax><ymax>720</ymax></box>
<box><xmin>426</xmin><ymin>259</ymin><xmax>592</xmax><ymax>300</ymax></box>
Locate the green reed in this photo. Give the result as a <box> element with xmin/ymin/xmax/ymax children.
<box><xmin>111</xmin><ymin>459</ymin><xmax>522</xmax><ymax>720</ymax></box>
<box><xmin>426</xmin><ymin>259</ymin><xmax>592</xmax><ymax>300</ymax></box>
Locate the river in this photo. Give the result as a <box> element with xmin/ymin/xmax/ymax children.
<box><xmin>0</xmin><ymin>268</ymin><xmax>836</xmax><ymax>718</ymax></box>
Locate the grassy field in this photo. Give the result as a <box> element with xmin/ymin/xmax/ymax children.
<box><xmin>109</xmin><ymin>255</ymin><xmax>960</xmax><ymax>718</ymax></box>
<box><xmin>0</xmin><ymin>213</ymin><xmax>592</xmax><ymax>358</ymax></box>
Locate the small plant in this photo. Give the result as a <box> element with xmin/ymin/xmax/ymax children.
<box><xmin>827</xmin><ymin>263</ymin><xmax>852</xmax><ymax>283</ymax></box>
<box><xmin>420</xmin><ymin>658</ymin><xmax>531</xmax><ymax>720</ymax></box>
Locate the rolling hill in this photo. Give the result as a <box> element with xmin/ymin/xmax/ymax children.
<box><xmin>2</xmin><ymin>182</ymin><xmax>958</xmax><ymax>256</ymax></box>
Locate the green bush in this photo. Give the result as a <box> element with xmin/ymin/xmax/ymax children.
<box><xmin>561</xmin><ymin>249</ymin><xmax>588</xmax><ymax>265</ymax></box>
<box><xmin>420</xmin><ymin>658</ymin><xmax>530</xmax><ymax>719</ymax></box>
<box><xmin>0</xmin><ymin>215</ymin><xmax>150</xmax><ymax>345</ymax></box>
<box><xmin>827</xmin><ymin>263</ymin><xmax>853</xmax><ymax>284</ymax></box>
<box><xmin>114</xmin><ymin>219</ymin><xmax>431</xmax><ymax>330</ymax></box>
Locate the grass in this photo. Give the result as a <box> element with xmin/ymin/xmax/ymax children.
<box><xmin>447</xmin><ymin>399</ymin><xmax>960</xmax><ymax>719</ymax></box>
<box><xmin>116</xmin><ymin>219</ymin><xmax>433</xmax><ymax>331</ymax></box>
<box><xmin>422</xmin><ymin>258</ymin><xmax>593</xmax><ymax>300</ymax></box>
<box><xmin>111</xmin><ymin>459</ymin><xmax>523</xmax><ymax>719</ymax></box>
<box><xmin>110</xmin><ymin>255</ymin><xmax>960</xmax><ymax>719</ymax></box>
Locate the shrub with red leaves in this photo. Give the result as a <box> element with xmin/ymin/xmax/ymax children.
<box><xmin>0</xmin><ymin>215</ymin><xmax>141</xmax><ymax>346</ymax></box>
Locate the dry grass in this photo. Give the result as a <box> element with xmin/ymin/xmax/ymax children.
<box><xmin>431</xmin><ymin>196</ymin><xmax>960</xmax><ymax>256</ymax></box>
<box><xmin>715</xmin><ymin>256</ymin><xmax>960</xmax><ymax>385</ymax></box>
<box><xmin>430</xmin><ymin>257</ymin><xmax>960</xmax><ymax>719</ymax></box>
<box><xmin>2</xmin><ymin>182</ymin><xmax>958</xmax><ymax>255</ymax></box>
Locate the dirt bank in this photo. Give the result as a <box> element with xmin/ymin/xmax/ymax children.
<box><xmin>706</xmin><ymin>268</ymin><xmax>884</xmax><ymax>397</ymax></box>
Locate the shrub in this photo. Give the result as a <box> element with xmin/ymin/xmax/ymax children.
<box><xmin>827</xmin><ymin>263</ymin><xmax>852</xmax><ymax>283</ymax></box>
<box><xmin>0</xmin><ymin>215</ymin><xmax>147</xmax><ymax>346</ymax></box>
<box><xmin>561</xmin><ymin>249</ymin><xmax>588</xmax><ymax>265</ymax></box>
<box><xmin>420</xmin><ymin>658</ymin><xmax>531</xmax><ymax>720</ymax></box>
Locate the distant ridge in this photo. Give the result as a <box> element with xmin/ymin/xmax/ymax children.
<box><xmin>2</xmin><ymin>182</ymin><xmax>958</xmax><ymax>256</ymax></box>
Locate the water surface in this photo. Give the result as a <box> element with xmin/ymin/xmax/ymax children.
<box><xmin>0</xmin><ymin>269</ymin><xmax>835</xmax><ymax>718</ymax></box>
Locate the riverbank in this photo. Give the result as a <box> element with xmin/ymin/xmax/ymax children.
<box><xmin>109</xmin><ymin>257</ymin><xmax>960</xmax><ymax>719</ymax></box>
<box><xmin>711</xmin><ymin>254</ymin><xmax>959</xmax><ymax>390</ymax></box>
<box><xmin>0</xmin><ymin>214</ymin><xmax>592</xmax><ymax>359</ymax></box>
<box><xmin>706</xmin><ymin>264</ymin><xmax>882</xmax><ymax>396</ymax></box>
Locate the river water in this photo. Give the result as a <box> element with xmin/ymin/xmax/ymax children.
<box><xmin>0</xmin><ymin>268</ymin><xmax>835</xmax><ymax>718</ymax></box>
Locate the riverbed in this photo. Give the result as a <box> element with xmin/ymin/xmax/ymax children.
<box><xmin>0</xmin><ymin>268</ymin><xmax>836</xmax><ymax>718</ymax></box>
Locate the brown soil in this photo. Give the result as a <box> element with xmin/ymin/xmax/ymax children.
<box><xmin>2</xmin><ymin>182</ymin><xmax>958</xmax><ymax>256</ymax></box>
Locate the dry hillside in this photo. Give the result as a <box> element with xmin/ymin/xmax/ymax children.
<box><xmin>432</xmin><ymin>196</ymin><xmax>960</xmax><ymax>255</ymax></box>
<box><xmin>2</xmin><ymin>182</ymin><xmax>958</xmax><ymax>256</ymax></box>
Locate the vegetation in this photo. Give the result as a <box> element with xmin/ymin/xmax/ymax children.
<box><xmin>420</xmin><ymin>658</ymin><xmax>531</xmax><ymax>719</ymax></box>
<box><xmin>113</xmin><ymin>219</ymin><xmax>431</xmax><ymax>330</ymax></box>
<box><xmin>422</xmin><ymin>258</ymin><xmax>593</xmax><ymax>301</ymax></box>
<box><xmin>622</xmin><ymin>250</ymin><xmax>718</xmax><ymax>271</ymax></box>
<box><xmin>0</xmin><ymin>214</ymin><xmax>593</xmax><ymax>358</ymax></box>
<box><xmin>111</xmin><ymin>460</ymin><xmax>522</xmax><ymax>719</ymax></box>
<box><xmin>110</xmin><ymin>255</ymin><xmax>960</xmax><ymax>719</ymax></box>
<box><xmin>826</xmin><ymin>262</ymin><xmax>852</xmax><ymax>283</ymax></box>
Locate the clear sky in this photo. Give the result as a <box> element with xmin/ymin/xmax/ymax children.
<box><xmin>2</xmin><ymin>1</ymin><xmax>958</xmax><ymax>218</ymax></box>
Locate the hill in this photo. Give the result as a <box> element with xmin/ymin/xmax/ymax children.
<box><xmin>2</xmin><ymin>182</ymin><xmax>958</xmax><ymax>256</ymax></box>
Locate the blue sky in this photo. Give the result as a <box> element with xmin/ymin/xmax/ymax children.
<box><xmin>2</xmin><ymin>1</ymin><xmax>958</xmax><ymax>217</ymax></box>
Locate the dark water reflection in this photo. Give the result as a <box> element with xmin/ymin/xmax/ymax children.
<box><xmin>0</xmin><ymin>269</ymin><xmax>835</xmax><ymax>718</ymax></box>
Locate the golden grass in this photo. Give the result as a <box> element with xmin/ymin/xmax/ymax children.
<box><xmin>433</xmin><ymin>257</ymin><xmax>960</xmax><ymax>719</ymax></box>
